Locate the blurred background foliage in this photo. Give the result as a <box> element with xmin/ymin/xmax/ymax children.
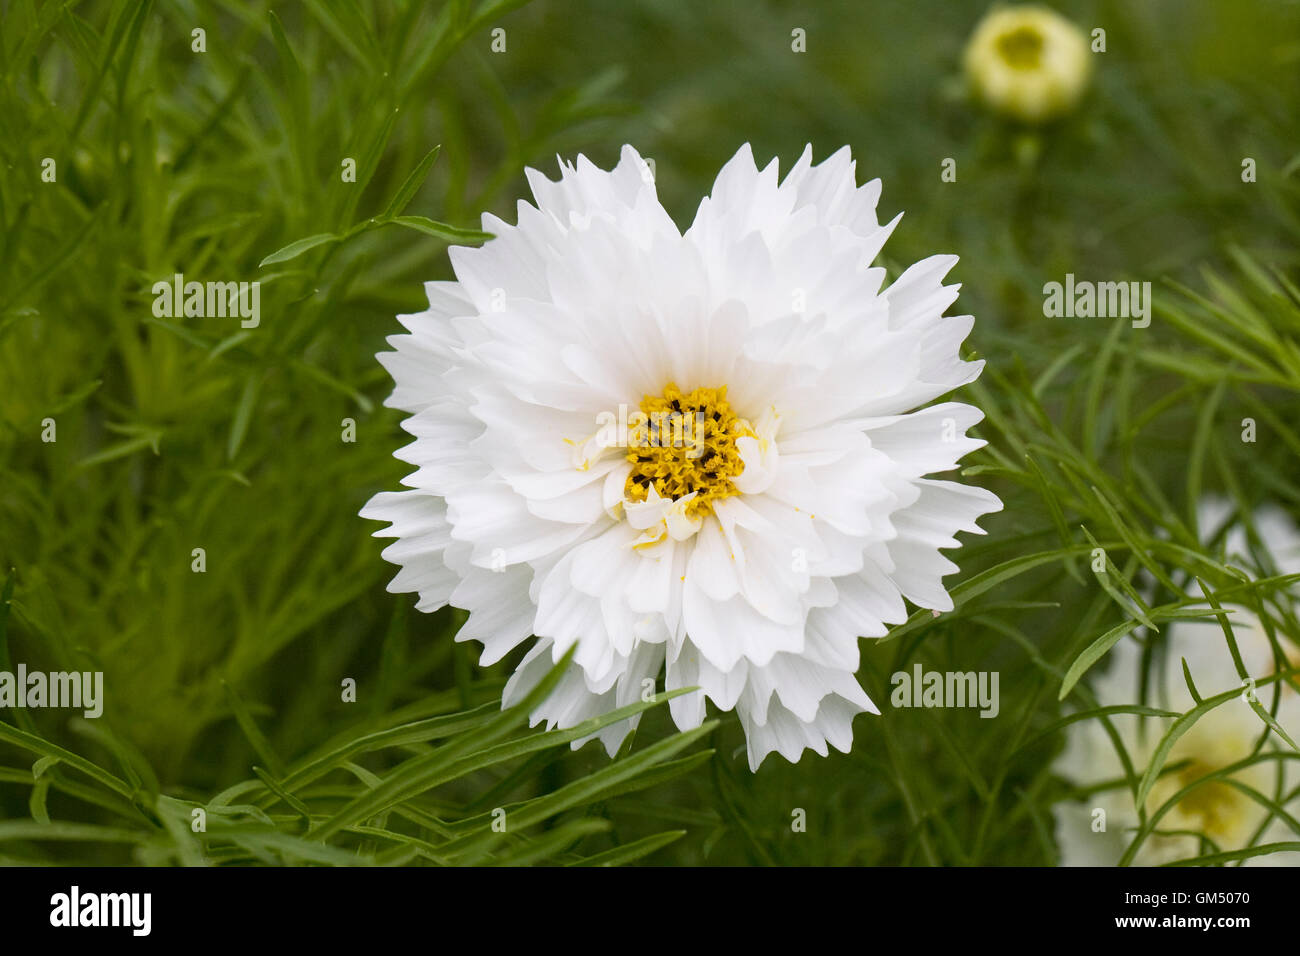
<box><xmin>1</xmin><ymin>0</ymin><xmax>1298</xmax><ymax>864</ymax></box>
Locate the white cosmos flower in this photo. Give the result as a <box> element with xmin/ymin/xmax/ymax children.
<box><xmin>361</xmin><ymin>144</ymin><xmax>1001</xmax><ymax>770</ymax></box>
<box><xmin>1053</xmin><ymin>499</ymin><xmax>1300</xmax><ymax>865</ymax></box>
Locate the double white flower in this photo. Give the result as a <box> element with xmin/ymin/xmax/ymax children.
<box><xmin>363</xmin><ymin>144</ymin><xmax>1000</xmax><ymax>769</ymax></box>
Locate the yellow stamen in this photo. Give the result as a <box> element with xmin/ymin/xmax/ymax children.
<box><xmin>1172</xmin><ymin>761</ymin><xmax>1243</xmax><ymax>837</ymax></box>
<box><xmin>625</xmin><ymin>382</ymin><xmax>750</xmax><ymax>519</ymax></box>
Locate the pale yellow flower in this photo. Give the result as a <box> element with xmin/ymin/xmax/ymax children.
<box><xmin>964</xmin><ymin>5</ymin><xmax>1093</xmax><ymax>123</ymax></box>
<box><xmin>1054</xmin><ymin>500</ymin><xmax>1300</xmax><ymax>866</ymax></box>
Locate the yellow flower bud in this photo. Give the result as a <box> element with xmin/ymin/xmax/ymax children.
<box><xmin>963</xmin><ymin>5</ymin><xmax>1093</xmax><ymax>123</ymax></box>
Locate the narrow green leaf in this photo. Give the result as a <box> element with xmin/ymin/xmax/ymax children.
<box><xmin>1163</xmin><ymin>842</ymin><xmax>1300</xmax><ymax>866</ymax></box>
<box><xmin>379</xmin><ymin>145</ymin><xmax>441</xmax><ymax>220</ymax></box>
<box><xmin>258</xmin><ymin>233</ymin><xmax>341</xmax><ymax>267</ymax></box>
<box><xmin>388</xmin><ymin>215</ymin><xmax>492</xmax><ymax>243</ymax></box>
<box><xmin>226</xmin><ymin>373</ymin><xmax>263</xmax><ymax>461</ymax></box>
<box><xmin>567</xmin><ymin>830</ymin><xmax>687</xmax><ymax>867</ymax></box>
<box><xmin>222</xmin><ymin>680</ymin><xmax>284</xmax><ymax>778</ymax></box>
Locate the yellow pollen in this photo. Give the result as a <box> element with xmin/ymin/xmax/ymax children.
<box><xmin>996</xmin><ymin>25</ymin><xmax>1044</xmax><ymax>70</ymax></box>
<box><xmin>625</xmin><ymin>382</ymin><xmax>750</xmax><ymax>519</ymax></box>
<box><xmin>1172</xmin><ymin>761</ymin><xmax>1243</xmax><ymax>837</ymax></box>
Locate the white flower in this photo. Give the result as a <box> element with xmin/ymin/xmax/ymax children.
<box><xmin>964</xmin><ymin>5</ymin><xmax>1093</xmax><ymax>123</ymax></box>
<box><xmin>361</xmin><ymin>144</ymin><xmax>1001</xmax><ymax>770</ymax></box>
<box><xmin>1053</xmin><ymin>499</ymin><xmax>1300</xmax><ymax>865</ymax></box>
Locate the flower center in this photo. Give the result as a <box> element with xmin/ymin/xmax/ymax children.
<box><xmin>1171</xmin><ymin>761</ymin><xmax>1245</xmax><ymax>837</ymax></box>
<box><xmin>996</xmin><ymin>25</ymin><xmax>1044</xmax><ymax>70</ymax></box>
<box><xmin>624</xmin><ymin>383</ymin><xmax>750</xmax><ymax>519</ymax></box>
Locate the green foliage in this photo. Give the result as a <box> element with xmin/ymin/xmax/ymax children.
<box><xmin>1</xmin><ymin>0</ymin><xmax>1298</xmax><ymax>865</ymax></box>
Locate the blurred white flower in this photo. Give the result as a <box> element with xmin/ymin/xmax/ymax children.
<box><xmin>1053</xmin><ymin>499</ymin><xmax>1300</xmax><ymax>865</ymax></box>
<box><xmin>362</xmin><ymin>144</ymin><xmax>1000</xmax><ymax>770</ymax></box>
<box><xmin>964</xmin><ymin>5</ymin><xmax>1093</xmax><ymax>123</ymax></box>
